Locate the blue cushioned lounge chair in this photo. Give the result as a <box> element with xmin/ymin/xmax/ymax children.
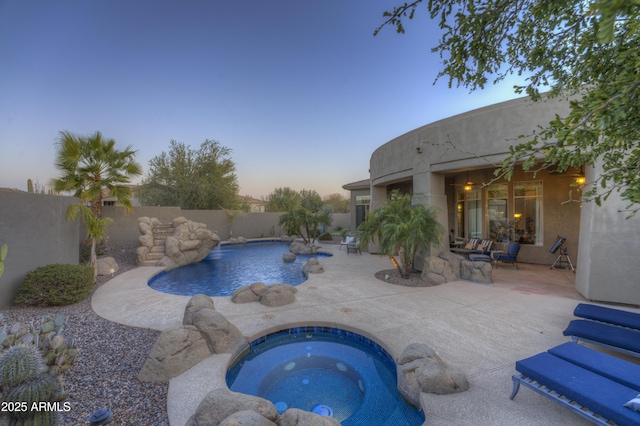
<box><xmin>511</xmin><ymin>342</ymin><xmax>640</xmax><ymax>425</ymax></box>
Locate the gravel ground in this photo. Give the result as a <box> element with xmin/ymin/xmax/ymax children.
<box><xmin>1</xmin><ymin>241</ymin><xmax>169</xmax><ymax>426</ymax></box>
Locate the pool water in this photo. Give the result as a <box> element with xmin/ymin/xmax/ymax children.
<box><xmin>226</xmin><ymin>327</ymin><xmax>425</xmax><ymax>425</ymax></box>
<box><xmin>148</xmin><ymin>241</ymin><xmax>332</xmax><ymax>297</ymax></box>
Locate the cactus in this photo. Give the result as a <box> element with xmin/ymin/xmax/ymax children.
<box><xmin>8</xmin><ymin>410</ymin><xmax>57</xmax><ymax>426</ymax></box>
<box><xmin>0</xmin><ymin>243</ymin><xmax>7</xmax><ymax>278</ymax></box>
<box><xmin>6</xmin><ymin>373</ymin><xmax>60</xmax><ymax>408</ymax></box>
<box><xmin>0</xmin><ymin>345</ymin><xmax>42</xmax><ymax>388</ymax></box>
<box><xmin>0</xmin><ymin>343</ymin><xmax>65</xmax><ymax>426</ymax></box>
<box><xmin>0</xmin><ymin>315</ymin><xmax>78</xmax><ymax>376</ymax></box>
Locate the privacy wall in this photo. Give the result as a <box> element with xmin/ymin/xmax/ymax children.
<box><xmin>0</xmin><ymin>190</ymin><xmax>79</xmax><ymax>307</ymax></box>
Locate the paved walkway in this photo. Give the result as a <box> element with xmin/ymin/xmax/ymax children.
<box><xmin>92</xmin><ymin>243</ymin><xmax>627</xmax><ymax>425</ymax></box>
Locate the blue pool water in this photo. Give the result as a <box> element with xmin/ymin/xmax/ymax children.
<box><xmin>226</xmin><ymin>327</ymin><xmax>425</xmax><ymax>425</ymax></box>
<box><xmin>148</xmin><ymin>241</ymin><xmax>332</xmax><ymax>297</ymax></box>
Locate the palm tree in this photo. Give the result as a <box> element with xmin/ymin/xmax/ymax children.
<box><xmin>52</xmin><ymin>131</ymin><xmax>142</xmax><ymax>272</ymax></box>
<box><xmin>279</xmin><ymin>207</ymin><xmax>332</xmax><ymax>244</ymax></box>
<box><xmin>52</xmin><ymin>131</ymin><xmax>142</xmax><ymax>219</ymax></box>
<box><xmin>357</xmin><ymin>190</ymin><xmax>444</xmax><ymax>279</ymax></box>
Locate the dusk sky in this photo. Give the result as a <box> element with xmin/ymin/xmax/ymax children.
<box><xmin>0</xmin><ymin>0</ymin><xmax>524</xmax><ymax>199</ymax></box>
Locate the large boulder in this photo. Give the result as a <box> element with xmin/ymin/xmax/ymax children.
<box><xmin>460</xmin><ymin>260</ymin><xmax>493</xmax><ymax>284</ymax></box>
<box><xmin>140</xmin><ymin>294</ymin><xmax>247</xmax><ymax>383</ymax></box>
<box><xmin>231</xmin><ymin>283</ymin><xmax>297</xmax><ymax>307</ymax></box>
<box><xmin>191</xmin><ymin>308</ymin><xmax>248</xmax><ymax>354</ymax></box>
<box><xmin>421</xmin><ymin>255</ymin><xmax>456</xmax><ymax>286</ymax></box>
<box><xmin>289</xmin><ymin>241</ymin><xmax>319</xmax><ymax>254</ymax></box>
<box><xmin>183</xmin><ymin>294</ymin><xmax>216</xmax><ymax>325</ymax></box>
<box><xmin>282</xmin><ymin>252</ymin><xmax>296</xmax><ymax>262</ymax></box>
<box><xmin>279</xmin><ymin>408</ymin><xmax>341</xmax><ymax>426</ymax></box>
<box><xmin>219</xmin><ymin>410</ymin><xmax>277</xmax><ymax>426</ymax></box>
<box><xmin>186</xmin><ymin>388</ymin><xmax>278</xmax><ymax>426</ymax></box>
<box><xmin>137</xmin><ymin>325</ymin><xmax>211</xmax><ymax>383</ymax></box>
<box><xmin>397</xmin><ymin>343</ymin><xmax>469</xmax><ymax>407</ymax></box>
<box><xmin>231</xmin><ymin>282</ymin><xmax>268</xmax><ymax>304</ymax></box>
<box><xmin>260</xmin><ymin>284</ymin><xmax>297</xmax><ymax>307</ymax></box>
<box><xmin>96</xmin><ymin>256</ymin><xmax>119</xmax><ymax>276</ymax></box>
<box><xmin>302</xmin><ymin>258</ymin><xmax>324</xmax><ymax>275</ymax></box>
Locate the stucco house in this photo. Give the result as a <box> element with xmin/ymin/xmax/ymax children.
<box><xmin>344</xmin><ymin>95</ymin><xmax>639</xmax><ymax>306</ymax></box>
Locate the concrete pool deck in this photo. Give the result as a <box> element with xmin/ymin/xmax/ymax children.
<box><xmin>92</xmin><ymin>243</ymin><xmax>636</xmax><ymax>425</ymax></box>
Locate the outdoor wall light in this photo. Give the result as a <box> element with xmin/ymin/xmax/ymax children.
<box><xmin>575</xmin><ymin>176</ymin><xmax>586</xmax><ymax>185</ymax></box>
<box><xmin>463</xmin><ymin>181</ymin><xmax>473</xmax><ymax>191</ymax></box>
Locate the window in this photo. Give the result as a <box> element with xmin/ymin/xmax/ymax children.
<box><xmin>487</xmin><ymin>184</ymin><xmax>508</xmax><ymax>242</ymax></box>
<box><xmin>355</xmin><ymin>195</ymin><xmax>370</xmax><ymax>229</ymax></box>
<box><xmin>456</xmin><ymin>188</ymin><xmax>482</xmax><ymax>239</ymax></box>
<box><xmin>514</xmin><ymin>181</ymin><xmax>542</xmax><ymax>245</ymax></box>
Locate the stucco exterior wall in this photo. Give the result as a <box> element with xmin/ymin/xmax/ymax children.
<box><xmin>0</xmin><ymin>190</ymin><xmax>79</xmax><ymax>307</ymax></box>
<box><xmin>367</xmin><ymin>95</ymin><xmax>639</xmax><ymax>305</ymax></box>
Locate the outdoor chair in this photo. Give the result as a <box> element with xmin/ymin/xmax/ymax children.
<box><xmin>347</xmin><ymin>236</ymin><xmax>361</xmax><ymax>255</ymax></box>
<box><xmin>340</xmin><ymin>236</ymin><xmax>355</xmax><ymax>251</ymax></box>
<box><xmin>494</xmin><ymin>242</ymin><xmax>520</xmax><ymax>269</ymax></box>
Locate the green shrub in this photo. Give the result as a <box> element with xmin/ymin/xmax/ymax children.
<box><xmin>14</xmin><ymin>264</ymin><xmax>94</xmax><ymax>306</ymax></box>
<box><xmin>318</xmin><ymin>232</ymin><xmax>333</xmax><ymax>241</ymax></box>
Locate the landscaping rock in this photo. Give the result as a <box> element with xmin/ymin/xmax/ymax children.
<box><xmin>460</xmin><ymin>260</ymin><xmax>493</xmax><ymax>284</ymax></box>
<box><xmin>260</xmin><ymin>284</ymin><xmax>297</xmax><ymax>307</ymax></box>
<box><xmin>219</xmin><ymin>410</ymin><xmax>277</xmax><ymax>426</ymax></box>
<box><xmin>191</xmin><ymin>308</ymin><xmax>248</xmax><ymax>354</ymax></box>
<box><xmin>289</xmin><ymin>241</ymin><xmax>319</xmax><ymax>254</ymax></box>
<box><xmin>137</xmin><ymin>325</ymin><xmax>211</xmax><ymax>383</ymax></box>
<box><xmin>186</xmin><ymin>388</ymin><xmax>278</xmax><ymax>426</ymax></box>
<box><xmin>137</xmin><ymin>216</ymin><xmax>221</xmax><ymax>269</ymax></box>
<box><xmin>96</xmin><ymin>256</ymin><xmax>119</xmax><ymax>276</ymax></box>
<box><xmin>279</xmin><ymin>408</ymin><xmax>341</xmax><ymax>426</ymax></box>
<box><xmin>302</xmin><ymin>258</ymin><xmax>324</xmax><ymax>275</ymax></box>
<box><xmin>282</xmin><ymin>252</ymin><xmax>296</xmax><ymax>262</ymax></box>
<box><xmin>183</xmin><ymin>294</ymin><xmax>216</xmax><ymax>325</ymax></box>
<box><xmin>231</xmin><ymin>282</ymin><xmax>268</xmax><ymax>304</ymax></box>
<box><xmin>397</xmin><ymin>343</ymin><xmax>469</xmax><ymax>407</ymax></box>
<box><xmin>231</xmin><ymin>283</ymin><xmax>297</xmax><ymax>307</ymax></box>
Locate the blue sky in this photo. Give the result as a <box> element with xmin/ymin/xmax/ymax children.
<box><xmin>0</xmin><ymin>0</ymin><xmax>523</xmax><ymax>199</ymax></box>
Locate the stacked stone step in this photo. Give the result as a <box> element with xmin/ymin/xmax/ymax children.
<box><xmin>140</xmin><ymin>223</ymin><xmax>174</xmax><ymax>266</ymax></box>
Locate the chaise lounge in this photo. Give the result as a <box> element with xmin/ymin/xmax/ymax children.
<box><xmin>511</xmin><ymin>342</ymin><xmax>640</xmax><ymax>425</ymax></box>
<box><xmin>563</xmin><ymin>303</ymin><xmax>640</xmax><ymax>357</ymax></box>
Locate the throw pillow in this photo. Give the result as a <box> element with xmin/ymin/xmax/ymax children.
<box><xmin>464</xmin><ymin>242</ymin><xmax>475</xmax><ymax>249</ymax></box>
<box><xmin>624</xmin><ymin>394</ymin><xmax>640</xmax><ymax>412</ymax></box>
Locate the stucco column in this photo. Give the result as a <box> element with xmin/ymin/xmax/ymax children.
<box><xmin>412</xmin><ymin>171</ymin><xmax>448</xmax><ymax>267</ymax></box>
<box><xmin>575</xmin><ymin>163</ymin><xmax>640</xmax><ymax>305</ymax></box>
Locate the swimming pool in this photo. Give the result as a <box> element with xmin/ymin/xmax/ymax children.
<box><xmin>148</xmin><ymin>241</ymin><xmax>332</xmax><ymax>297</ymax></box>
<box><xmin>226</xmin><ymin>327</ymin><xmax>425</xmax><ymax>425</ymax></box>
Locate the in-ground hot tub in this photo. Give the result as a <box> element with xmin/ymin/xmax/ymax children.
<box><xmin>226</xmin><ymin>326</ymin><xmax>424</xmax><ymax>425</ymax></box>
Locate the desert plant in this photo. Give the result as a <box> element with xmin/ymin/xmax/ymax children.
<box><xmin>0</xmin><ymin>243</ymin><xmax>7</xmax><ymax>278</ymax></box>
<box><xmin>0</xmin><ymin>344</ymin><xmax>63</xmax><ymax>425</ymax></box>
<box><xmin>13</xmin><ymin>264</ymin><xmax>93</xmax><ymax>306</ymax></box>
<box><xmin>358</xmin><ymin>190</ymin><xmax>444</xmax><ymax>278</ymax></box>
<box><xmin>0</xmin><ymin>314</ymin><xmax>78</xmax><ymax>375</ymax></box>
